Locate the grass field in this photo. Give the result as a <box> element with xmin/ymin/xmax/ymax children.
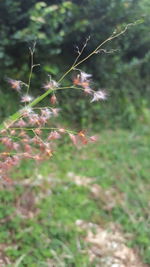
<box><xmin>0</xmin><ymin>125</ymin><xmax>150</xmax><ymax>266</ymax></box>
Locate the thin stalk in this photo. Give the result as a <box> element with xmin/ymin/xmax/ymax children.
<box><xmin>58</xmin><ymin>23</ymin><xmax>135</xmax><ymax>83</ymax></box>
<box><xmin>9</xmin><ymin>127</ymin><xmax>77</xmax><ymax>134</ymax></box>
<box><xmin>26</xmin><ymin>48</ymin><xmax>34</xmax><ymax>96</ymax></box>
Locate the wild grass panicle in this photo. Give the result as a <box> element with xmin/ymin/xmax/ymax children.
<box><xmin>0</xmin><ymin>24</ymin><xmax>135</xmax><ymax>183</ymax></box>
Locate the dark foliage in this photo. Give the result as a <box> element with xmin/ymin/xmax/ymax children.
<box><xmin>0</xmin><ymin>0</ymin><xmax>150</xmax><ymax>127</ymax></box>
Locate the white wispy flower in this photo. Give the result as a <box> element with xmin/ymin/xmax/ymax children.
<box><xmin>43</xmin><ymin>80</ymin><xmax>59</xmax><ymax>90</ymax></box>
<box><xmin>91</xmin><ymin>90</ymin><xmax>107</xmax><ymax>102</ymax></box>
<box><xmin>21</xmin><ymin>95</ymin><xmax>34</xmax><ymax>103</ymax></box>
<box><xmin>41</xmin><ymin>108</ymin><xmax>52</xmax><ymax>119</ymax></box>
<box><xmin>80</xmin><ymin>71</ymin><xmax>92</xmax><ymax>82</ymax></box>
<box><xmin>6</xmin><ymin>78</ymin><xmax>22</xmax><ymax>92</ymax></box>
<box><xmin>21</xmin><ymin>107</ymin><xmax>33</xmax><ymax>116</ymax></box>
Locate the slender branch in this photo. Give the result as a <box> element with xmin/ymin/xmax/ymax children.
<box><xmin>58</xmin><ymin>23</ymin><xmax>136</xmax><ymax>83</ymax></box>
<box><xmin>9</xmin><ymin>127</ymin><xmax>76</xmax><ymax>134</ymax></box>
<box><xmin>26</xmin><ymin>42</ymin><xmax>40</xmax><ymax>100</ymax></box>
<box><xmin>26</xmin><ymin>48</ymin><xmax>33</xmax><ymax>96</ymax></box>
<box><xmin>73</xmin><ymin>36</ymin><xmax>90</xmax><ymax>68</ymax></box>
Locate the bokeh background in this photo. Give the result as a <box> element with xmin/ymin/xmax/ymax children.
<box><xmin>0</xmin><ymin>0</ymin><xmax>150</xmax><ymax>266</ymax></box>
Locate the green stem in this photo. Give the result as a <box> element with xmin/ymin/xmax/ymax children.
<box><xmin>0</xmin><ymin>86</ymin><xmax>79</xmax><ymax>131</ymax></box>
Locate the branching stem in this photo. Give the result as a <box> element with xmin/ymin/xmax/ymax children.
<box><xmin>0</xmin><ymin>23</ymin><xmax>138</xmax><ymax>131</ymax></box>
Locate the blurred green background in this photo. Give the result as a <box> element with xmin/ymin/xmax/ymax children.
<box><xmin>0</xmin><ymin>1</ymin><xmax>150</xmax><ymax>266</ymax></box>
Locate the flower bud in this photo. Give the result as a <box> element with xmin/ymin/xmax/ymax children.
<box><xmin>50</xmin><ymin>95</ymin><xmax>57</xmax><ymax>105</ymax></box>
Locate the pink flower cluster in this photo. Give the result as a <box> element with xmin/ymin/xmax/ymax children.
<box><xmin>1</xmin><ymin>70</ymin><xmax>103</xmax><ymax>183</ymax></box>
<box><xmin>0</xmin><ymin>105</ymin><xmax>97</xmax><ymax>182</ymax></box>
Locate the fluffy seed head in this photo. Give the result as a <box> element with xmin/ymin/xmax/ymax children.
<box><xmin>80</xmin><ymin>71</ymin><xmax>92</xmax><ymax>82</ymax></box>
<box><xmin>91</xmin><ymin>90</ymin><xmax>107</xmax><ymax>102</ymax></box>
<box><xmin>21</xmin><ymin>95</ymin><xmax>34</xmax><ymax>103</ymax></box>
<box><xmin>43</xmin><ymin>80</ymin><xmax>59</xmax><ymax>90</ymax></box>
<box><xmin>6</xmin><ymin>78</ymin><xmax>22</xmax><ymax>92</ymax></box>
